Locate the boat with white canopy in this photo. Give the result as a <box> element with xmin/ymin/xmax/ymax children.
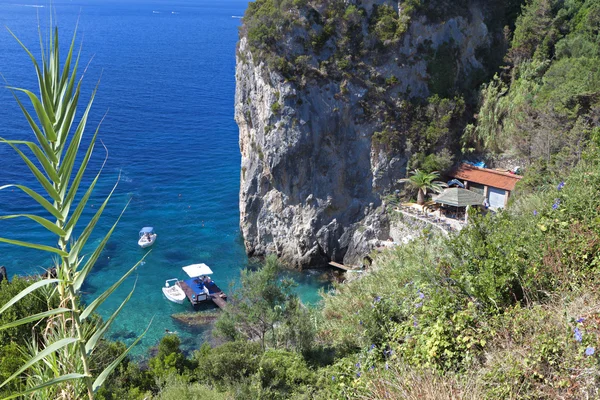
<box><xmin>162</xmin><ymin>263</ymin><xmax>226</xmax><ymax>306</ymax></box>
<box><xmin>138</xmin><ymin>227</ymin><xmax>157</xmax><ymax>248</ymax></box>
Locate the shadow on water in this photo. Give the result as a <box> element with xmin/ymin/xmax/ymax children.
<box><xmin>80</xmin><ymin>281</ymin><xmax>98</xmax><ymax>297</ymax></box>
<box><xmin>91</xmin><ymin>240</ymin><xmax>119</xmax><ymax>272</ymax></box>
<box><xmin>164</xmin><ymin>250</ymin><xmax>191</xmax><ymax>264</ymax></box>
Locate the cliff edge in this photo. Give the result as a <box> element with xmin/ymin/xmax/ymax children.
<box><xmin>235</xmin><ymin>0</ymin><xmax>512</xmax><ymax>268</ymax></box>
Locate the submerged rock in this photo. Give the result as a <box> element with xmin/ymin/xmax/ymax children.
<box><xmin>171</xmin><ymin>312</ymin><xmax>220</xmax><ymax>327</ymax></box>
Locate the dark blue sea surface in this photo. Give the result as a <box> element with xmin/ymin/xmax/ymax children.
<box><xmin>0</xmin><ymin>0</ymin><xmax>328</xmax><ymax>356</ymax></box>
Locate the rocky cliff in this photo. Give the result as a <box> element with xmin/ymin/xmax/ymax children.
<box><xmin>235</xmin><ymin>0</ymin><xmax>512</xmax><ymax>268</ymax></box>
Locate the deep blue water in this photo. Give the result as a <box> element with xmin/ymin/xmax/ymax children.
<box><xmin>0</xmin><ymin>0</ymin><xmax>328</xmax><ymax>356</ymax></box>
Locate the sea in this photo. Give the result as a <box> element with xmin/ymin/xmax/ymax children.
<box><xmin>0</xmin><ymin>0</ymin><xmax>329</xmax><ymax>356</ymax></box>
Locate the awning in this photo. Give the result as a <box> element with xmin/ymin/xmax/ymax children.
<box><xmin>434</xmin><ymin>188</ymin><xmax>485</xmax><ymax>207</ymax></box>
<box><xmin>139</xmin><ymin>227</ymin><xmax>154</xmax><ymax>233</ymax></box>
<box><xmin>182</xmin><ymin>263</ymin><xmax>213</xmax><ymax>277</ymax></box>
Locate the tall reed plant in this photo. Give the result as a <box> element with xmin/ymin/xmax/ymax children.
<box><xmin>0</xmin><ymin>24</ymin><xmax>147</xmax><ymax>399</ymax></box>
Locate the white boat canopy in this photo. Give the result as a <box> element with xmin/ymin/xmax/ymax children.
<box><xmin>139</xmin><ymin>227</ymin><xmax>155</xmax><ymax>235</ymax></box>
<box><xmin>182</xmin><ymin>263</ymin><xmax>213</xmax><ymax>277</ymax></box>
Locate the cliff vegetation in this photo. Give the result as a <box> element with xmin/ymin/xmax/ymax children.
<box><xmin>2</xmin><ymin>0</ymin><xmax>600</xmax><ymax>398</ymax></box>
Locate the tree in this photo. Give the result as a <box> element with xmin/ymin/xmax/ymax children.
<box><xmin>0</xmin><ymin>25</ymin><xmax>148</xmax><ymax>399</ymax></box>
<box><xmin>214</xmin><ymin>256</ymin><xmax>313</xmax><ymax>352</ymax></box>
<box><xmin>400</xmin><ymin>169</ymin><xmax>448</xmax><ymax>205</ymax></box>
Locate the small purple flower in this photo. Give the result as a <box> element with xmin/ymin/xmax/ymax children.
<box><xmin>418</xmin><ymin>292</ymin><xmax>425</xmax><ymax>299</ymax></box>
<box><xmin>370</xmin><ymin>344</ymin><xmax>376</xmax><ymax>350</ymax></box>
<box><xmin>552</xmin><ymin>199</ymin><xmax>561</xmax><ymax>210</ymax></box>
<box><xmin>415</xmin><ymin>302</ymin><xmax>423</xmax><ymax>308</ymax></box>
<box><xmin>355</xmin><ymin>362</ymin><xmax>361</xmax><ymax>368</ymax></box>
<box><xmin>585</xmin><ymin>347</ymin><xmax>595</xmax><ymax>356</ymax></box>
<box><xmin>370</xmin><ymin>365</ymin><xmax>375</xmax><ymax>371</ymax></box>
<box><xmin>577</xmin><ymin>317</ymin><xmax>585</xmax><ymax>323</ymax></box>
<box><xmin>385</xmin><ymin>363</ymin><xmax>389</xmax><ymax>370</ymax></box>
<box><xmin>384</xmin><ymin>349</ymin><xmax>393</xmax><ymax>357</ymax></box>
<box><xmin>557</xmin><ymin>181</ymin><xmax>565</xmax><ymax>190</ymax></box>
<box><xmin>574</xmin><ymin>327</ymin><xmax>583</xmax><ymax>342</ymax></box>
<box><xmin>332</xmin><ymin>376</ymin><xmax>335</xmax><ymax>381</ymax></box>
<box><xmin>359</xmin><ymin>320</ymin><xmax>363</xmax><ymax>325</ymax></box>
<box><xmin>413</xmin><ymin>316</ymin><xmax>418</xmax><ymax>327</ymax></box>
<box><xmin>356</xmin><ymin>372</ymin><xmax>361</xmax><ymax>378</ymax></box>
<box><xmin>533</xmin><ymin>210</ymin><xmax>538</xmax><ymax>216</ymax></box>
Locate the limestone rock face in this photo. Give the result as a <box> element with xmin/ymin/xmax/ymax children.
<box><xmin>235</xmin><ymin>2</ymin><xmax>498</xmax><ymax>268</ymax></box>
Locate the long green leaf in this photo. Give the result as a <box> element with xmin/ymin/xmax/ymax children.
<box><xmin>0</xmin><ymin>184</ymin><xmax>62</xmax><ymax>221</ymax></box>
<box><xmin>61</xmin><ymin>114</ymin><xmax>104</xmax><ymax>210</ymax></box>
<box><xmin>0</xmin><ymin>279</ymin><xmax>59</xmax><ymax>315</ymax></box>
<box><xmin>63</xmin><ymin>169</ymin><xmax>100</xmax><ymax>242</ymax></box>
<box><xmin>92</xmin><ymin>317</ymin><xmax>153</xmax><ymax>392</ymax></box>
<box><xmin>9</xmin><ymin>87</ymin><xmax>57</xmax><ymax>142</ymax></box>
<box><xmin>2</xmin><ymin>374</ymin><xmax>87</xmax><ymax>400</ymax></box>
<box><xmin>86</xmin><ymin>280</ymin><xmax>137</xmax><ymax>355</ymax></box>
<box><xmin>73</xmin><ymin>201</ymin><xmax>130</xmax><ymax>292</ymax></box>
<box><xmin>0</xmin><ymin>139</ymin><xmax>60</xmax><ymax>182</ymax></box>
<box><xmin>0</xmin><ymin>308</ymin><xmax>70</xmax><ymax>331</ymax></box>
<box><xmin>2</xmin><ymin>141</ymin><xmax>61</xmax><ymax>201</ymax></box>
<box><xmin>0</xmin><ymin>214</ymin><xmax>66</xmax><ymax>237</ymax></box>
<box><xmin>81</xmin><ymin>258</ymin><xmax>143</xmax><ymax>320</ymax></box>
<box><xmin>4</xmin><ymin>89</ymin><xmax>57</xmax><ymax>163</ymax></box>
<box><xmin>67</xmin><ymin>177</ymin><xmax>119</xmax><ymax>265</ymax></box>
<box><xmin>56</xmin><ymin>82</ymin><xmax>80</xmax><ymax>153</ymax></box>
<box><xmin>57</xmin><ymin>21</ymin><xmax>78</xmax><ymax>99</ymax></box>
<box><xmin>58</xmin><ymin>81</ymin><xmax>99</xmax><ymax>188</ymax></box>
<box><xmin>0</xmin><ymin>237</ymin><xmax>67</xmax><ymax>257</ymax></box>
<box><xmin>0</xmin><ymin>338</ymin><xmax>78</xmax><ymax>389</ymax></box>
<box><xmin>6</xmin><ymin>28</ymin><xmax>48</xmax><ymax>120</ymax></box>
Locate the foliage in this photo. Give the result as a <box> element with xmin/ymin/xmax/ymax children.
<box><xmin>214</xmin><ymin>255</ymin><xmax>314</xmax><ymax>352</ymax></box>
<box><xmin>194</xmin><ymin>341</ymin><xmax>263</xmax><ymax>389</ymax></box>
<box><xmin>149</xmin><ymin>335</ymin><xmax>191</xmax><ymax>378</ymax></box>
<box><xmin>427</xmin><ymin>40</ymin><xmax>461</xmax><ymax>97</ymax></box>
<box><xmin>255</xmin><ymin>349</ymin><xmax>316</xmax><ymax>399</ymax></box>
<box><xmin>0</xmin><ymin>25</ymin><xmax>146</xmax><ymax>399</ymax></box>
<box><xmin>464</xmin><ymin>0</ymin><xmax>600</xmax><ymax>174</ymax></box>
<box><xmin>399</xmin><ymin>169</ymin><xmax>447</xmax><ymax>205</ymax></box>
<box><xmin>152</xmin><ymin>374</ymin><xmax>227</xmax><ymax>400</ymax></box>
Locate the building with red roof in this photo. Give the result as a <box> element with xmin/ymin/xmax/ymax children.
<box><xmin>449</xmin><ymin>163</ymin><xmax>522</xmax><ymax>209</ymax></box>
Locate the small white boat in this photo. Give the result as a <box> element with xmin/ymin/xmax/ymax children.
<box><xmin>138</xmin><ymin>227</ymin><xmax>157</xmax><ymax>248</ymax></box>
<box><xmin>162</xmin><ymin>279</ymin><xmax>186</xmax><ymax>304</ymax></box>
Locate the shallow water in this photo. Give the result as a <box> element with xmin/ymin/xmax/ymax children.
<box><xmin>0</xmin><ymin>0</ymin><xmax>329</xmax><ymax>356</ymax></box>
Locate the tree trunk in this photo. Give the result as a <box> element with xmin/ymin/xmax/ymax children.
<box><xmin>417</xmin><ymin>189</ymin><xmax>425</xmax><ymax>205</ymax></box>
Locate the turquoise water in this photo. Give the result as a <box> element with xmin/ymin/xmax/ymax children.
<box><xmin>0</xmin><ymin>0</ymin><xmax>329</xmax><ymax>356</ymax></box>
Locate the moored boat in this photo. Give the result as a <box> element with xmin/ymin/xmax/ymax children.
<box><xmin>162</xmin><ymin>279</ymin><xmax>186</xmax><ymax>304</ymax></box>
<box><xmin>138</xmin><ymin>227</ymin><xmax>157</xmax><ymax>248</ymax></box>
<box><xmin>162</xmin><ymin>263</ymin><xmax>227</xmax><ymax>307</ymax></box>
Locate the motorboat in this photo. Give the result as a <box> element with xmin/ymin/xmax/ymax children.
<box><xmin>162</xmin><ymin>263</ymin><xmax>226</xmax><ymax>306</ymax></box>
<box><xmin>162</xmin><ymin>279</ymin><xmax>186</xmax><ymax>304</ymax></box>
<box><xmin>180</xmin><ymin>263</ymin><xmax>213</xmax><ymax>303</ymax></box>
<box><xmin>138</xmin><ymin>227</ymin><xmax>157</xmax><ymax>248</ymax></box>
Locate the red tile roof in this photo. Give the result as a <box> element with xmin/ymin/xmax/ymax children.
<box><xmin>450</xmin><ymin>163</ymin><xmax>522</xmax><ymax>191</ymax></box>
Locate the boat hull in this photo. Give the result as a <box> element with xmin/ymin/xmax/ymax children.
<box><xmin>162</xmin><ymin>284</ymin><xmax>186</xmax><ymax>304</ymax></box>
<box><xmin>138</xmin><ymin>234</ymin><xmax>157</xmax><ymax>248</ymax></box>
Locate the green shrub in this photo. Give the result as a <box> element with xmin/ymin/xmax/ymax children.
<box><xmin>149</xmin><ymin>335</ymin><xmax>190</xmax><ymax>377</ymax></box>
<box><xmin>270</xmin><ymin>101</ymin><xmax>281</xmax><ymax>114</ymax></box>
<box><xmin>194</xmin><ymin>341</ymin><xmax>263</xmax><ymax>388</ymax></box>
<box><xmin>256</xmin><ymin>349</ymin><xmax>315</xmax><ymax>399</ymax></box>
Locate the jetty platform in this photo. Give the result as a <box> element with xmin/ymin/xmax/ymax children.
<box><xmin>178</xmin><ymin>280</ymin><xmax>227</xmax><ymax>308</ymax></box>
<box><xmin>329</xmin><ymin>261</ymin><xmax>361</xmax><ymax>271</ymax></box>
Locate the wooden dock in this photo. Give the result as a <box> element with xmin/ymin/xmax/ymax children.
<box><xmin>329</xmin><ymin>261</ymin><xmax>361</xmax><ymax>271</ymax></box>
<box><xmin>178</xmin><ymin>280</ymin><xmax>227</xmax><ymax>308</ymax></box>
<box><xmin>210</xmin><ymin>293</ymin><xmax>228</xmax><ymax>309</ymax></box>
